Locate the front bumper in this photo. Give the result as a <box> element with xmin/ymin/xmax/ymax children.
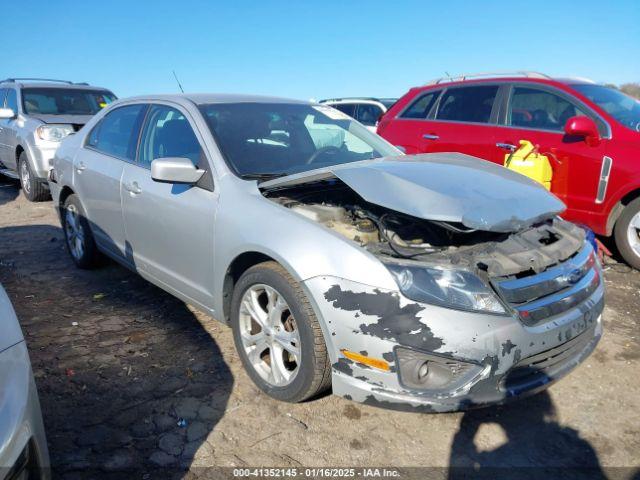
<box><xmin>26</xmin><ymin>143</ymin><xmax>57</xmax><ymax>181</ymax></box>
<box><xmin>0</xmin><ymin>341</ymin><xmax>50</xmax><ymax>477</ymax></box>
<box><xmin>304</xmin><ymin>270</ymin><xmax>604</xmax><ymax>413</ymax></box>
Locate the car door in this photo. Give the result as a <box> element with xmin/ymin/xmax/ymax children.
<box><xmin>418</xmin><ymin>84</ymin><xmax>503</xmax><ymax>160</ymax></box>
<box><xmin>2</xmin><ymin>89</ymin><xmax>20</xmax><ymax>169</ymax></box>
<box><xmin>377</xmin><ymin>89</ymin><xmax>441</xmax><ymax>153</ymax></box>
<box><xmin>121</xmin><ymin>103</ymin><xmax>217</xmax><ymax>308</ymax></box>
<box><xmin>491</xmin><ymin>84</ymin><xmax>608</xmax><ymax>219</ymax></box>
<box><xmin>74</xmin><ymin>103</ymin><xmax>147</xmax><ymax>258</ymax></box>
<box><xmin>0</xmin><ymin>88</ymin><xmax>9</xmax><ymax>164</ymax></box>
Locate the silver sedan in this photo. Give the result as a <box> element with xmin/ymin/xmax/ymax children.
<box><xmin>49</xmin><ymin>94</ymin><xmax>603</xmax><ymax>411</ymax></box>
<box><xmin>0</xmin><ymin>284</ymin><xmax>49</xmax><ymax>478</ymax></box>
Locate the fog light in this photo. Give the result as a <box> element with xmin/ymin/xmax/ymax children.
<box><xmin>396</xmin><ymin>347</ymin><xmax>483</xmax><ymax>394</ymax></box>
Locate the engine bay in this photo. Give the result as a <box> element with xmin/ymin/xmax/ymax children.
<box><xmin>263</xmin><ymin>180</ymin><xmax>585</xmax><ymax>278</ymax></box>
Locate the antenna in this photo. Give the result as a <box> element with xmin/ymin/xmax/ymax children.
<box><xmin>172</xmin><ymin>70</ymin><xmax>184</xmax><ymax>93</ymax></box>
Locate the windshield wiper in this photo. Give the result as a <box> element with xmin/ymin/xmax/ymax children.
<box><xmin>241</xmin><ymin>172</ymin><xmax>288</xmax><ymax>182</ymax></box>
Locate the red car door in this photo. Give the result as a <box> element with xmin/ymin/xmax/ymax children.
<box><xmin>491</xmin><ymin>84</ymin><xmax>608</xmax><ymax>225</ymax></box>
<box><xmin>419</xmin><ymin>84</ymin><xmax>503</xmax><ymax>161</ymax></box>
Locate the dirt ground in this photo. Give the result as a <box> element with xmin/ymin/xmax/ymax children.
<box><xmin>0</xmin><ymin>176</ymin><xmax>639</xmax><ymax>479</ymax></box>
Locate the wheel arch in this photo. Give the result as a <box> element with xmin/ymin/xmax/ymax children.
<box><xmin>606</xmin><ymin>187</ymin><xmax>640</xmax><ymax>235</ymax></box>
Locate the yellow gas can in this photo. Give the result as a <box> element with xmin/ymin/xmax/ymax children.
<box><xmin>504</xmin><ymin>140</ymin><xmax>553</xmax><ymax>190</ymax></box>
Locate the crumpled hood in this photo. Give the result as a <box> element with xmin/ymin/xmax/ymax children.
<box><xmin>32</xmin><ymin>114</ymin><xmax>95</xmax><ymax>126</ymax></box>
<box><xmin>260</xmin><ymin>153</ymin><xmax>566</xmax><ymax>232</ymax></box>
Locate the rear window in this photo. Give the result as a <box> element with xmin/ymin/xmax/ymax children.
<box><xmin>22</xmin><ymin>88</ymin><xmax>116</xmax><ymax>115</ymax></box>
<box><xmin>436</xmin><ymin>86</ymin><xmax>499</xmax><ymax>123</ymax></box>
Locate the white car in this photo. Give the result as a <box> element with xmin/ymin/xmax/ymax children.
<box><xmin>0</xmin><ymin>284</ymin><xmax>49</xmax><ymax>479</ymax></box>
<box><xmin>319</xmin><ymin>98</ymin><xmax>397</xmax><ymax>132</ymax></box>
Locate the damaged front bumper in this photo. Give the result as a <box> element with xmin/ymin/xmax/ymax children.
<box><xmin>304</xmin><ymin>263</ymin><xmax>604</xmax><ymax>413</ymax></box>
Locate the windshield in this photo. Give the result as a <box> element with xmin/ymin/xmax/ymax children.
<box><xmin>199</xmin><ymin>102</ymin><xmax>400</xmax><ymax>179</ymax></box>
<box><xmin>572</xmin><ymin>84</ymin><xmax>640</xmax><ymax>132</ymax></box>
<box><xmin>22</xmin><ymin>88</ymin><xmax>117</xmax><ymax>115</ymax></box>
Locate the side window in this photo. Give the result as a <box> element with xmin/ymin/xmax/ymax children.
<box><xmin>400</xmin><ymin>91</ymin><xmax>439</xmax><ymax>119</ymax></box>
<box><xmin>88</xmin><ymin>104</ymin><xmax>145</xmax><ymax>160</ymax></box>
<box><xmin>5</xmin><ymin>89</ymin><xmax>18</xmax><ymax>112</ymax></box>
<box><xmin>356</xmin><ymin>104</ymin><xmax>383</xmax><ymax>126</ymax></box>
<box><xmin>0</xmin><ymin>89</ymin><xmax>7</xmax><ymax>108</ymax></box>
<box><xmin>138</xmin><ymin>105</ymin><xmax>203</xmax><ymax>168</ymax></box>
<box><xmin>436</xmin><ymin>86</ymin><xmax>499</xmax><ymax>123</ymax></box>
<box><xmin>331</xmin><ymin>103</ymin><xmax>356</xmax><ymax>118</ymax></box>
<box><xmin>509</xmin><ymin>87</ymin><xmax>587</xmax><ymax>132</ymax></box>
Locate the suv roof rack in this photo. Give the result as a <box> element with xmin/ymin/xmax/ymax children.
<box><xmin>425</xmin><ymin>71</ymin><xmax>551</xmax><ymax>85</ymax></box>
<box><xmin>0</xmin><ymin>78</ymin><xmax>77</xmax><ymax>85</ymax></box>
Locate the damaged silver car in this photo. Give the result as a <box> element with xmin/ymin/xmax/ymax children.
<box><xmin>49</xmin><ymin>95</ymin><xmax>604</xmax><ymax>411</ymax></box>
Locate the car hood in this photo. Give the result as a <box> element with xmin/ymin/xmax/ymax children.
<box><xmin>31</xmin><ymin>114</ymin><xmax>96</xmax><ymax>125</ymax></box>
<box><xmin>0</xmin><ymin>285</ymin><xmax>24</xmax><ymax>353</ymax></box>
<box><xmin>260</xmin><ymin>153</ymin><xmax>566</xmax><ymax>232</ymax></box>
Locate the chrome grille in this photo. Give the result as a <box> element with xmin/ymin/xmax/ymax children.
<box><xmin>492</xmin><ymin>244</ymin><xmax>599</xmax><ymax>325</ymax></box>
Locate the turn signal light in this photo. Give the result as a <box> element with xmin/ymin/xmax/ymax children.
<box><xmin>340</xmin><ymin>350</ymin><xmax>390</xmax><ymax>371</ymax></box>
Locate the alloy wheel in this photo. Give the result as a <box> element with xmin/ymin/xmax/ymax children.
<box><xmin>20</xmin><ymin>161</ymin><xmax>31</xmax><ymax>195</ymax></box>
<box><xmin>627</xmin><ymin>211</ymin><xmax>640</xmax><ymax>257</ymax></box>
<box><xmin>238</xmin><ymin>284</ymin><xmax>301</xmax><ymax>387</ymax></box>
<box><xmin>65</xmin><ymin>204</ymin><xmax>85</xmax><ymax>261</ymax></box>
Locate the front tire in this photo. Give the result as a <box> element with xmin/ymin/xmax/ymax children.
<box><xmin>62</xmin><ymin>194</ymin><xmax>102</xmax><ymax>269</ymax></box>
<box><xmin>614</xmin><ymin>197</ymin><xmax>640</xmax><ymax>270</ymax></box>
<box><xmin>230</xmin><ymin>261</ymin><xmax>332</xmax><ymax>402</ymax></box>
<box><xmin>19</xmin><ymin>153</ymin><xmax>50</xmax><ymax>202</ymax></box>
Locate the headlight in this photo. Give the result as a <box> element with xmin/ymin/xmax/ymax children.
<box><xmin>36</xmin><ymin>124</ymin><xmax>74</xmax><ymax>142</ymax></box>
<box><xmin>384</xmin><ymin>262</ymin><xmax>507</xmax><ymax>314</ymax></box>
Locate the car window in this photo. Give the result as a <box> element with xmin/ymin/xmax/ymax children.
<box><xmin>436</xmin><ymin>86</ymin><xmax>498</xmax><ymax>123</ymax></box>
<box><xmin>509</xmin><ymin>87</ymin><xmax>587</xmax><ymax>132</ymax></box>
<box><xmin>331</xmin><ymin>103</ymin><xmax>356</xmax><ymax>118</ymax></box>
<box><xmin>5</xmin><ymin>89</ymin><xmax>18</xmax><ymax>113</ymax></box>
<box><xmin>400</xmin><ymin>91</ymin><xmax>439</xmax><ymax>119</ymax></box>
<box><xmin>356</xmin><ymin>104</ymin><xmax>383</xmax><ymax>126</ymax></box>
<box><xmin>87</xmin><ymin>104</ymin><xmax>146</xmax><ymax>160</ymax></box>
<box><xmin>21</xmin><ymin>88</ymin><xmax>116</xmax><ymax>115</ymax></box>
<box><xmin>138</xmin><ymin>105</ymin><xmax>203</xmax><ymax>169</ymax></box>
<box><xmin>0</xmin><ymin>89</ymin><xmax>7</xmax><ymax>107</ymax></box>
<box><xmin>572</xmin><ymin>84</ymin><xmax>640</xmax><ymax>132</ymax></box>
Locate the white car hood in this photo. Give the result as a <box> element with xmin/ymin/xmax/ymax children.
<box><xmin>260</xmin><ymin>153</ymin><xmax>566</xmax><ymax>232</ymax></box>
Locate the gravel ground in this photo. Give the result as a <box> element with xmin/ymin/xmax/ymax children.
<box><xmin>0</xmin><ymin>177</ymin><xmax>639</xmax><ymax>479</ymax></box>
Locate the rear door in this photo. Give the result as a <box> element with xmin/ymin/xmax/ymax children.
<box><xmin>121</xmin><ymin>103</ymin><xmax>217</xmax><ymax>308</ymax></box>
<box><xmin>2</xmin><ymin>89</ymin><xmax>20</xmax><ymax>169</ymax></box>
<box><xmin>0</xmin><ymin>88</ymin><xmax>9</xmax><ymax>165</ymax></box>
<box><xmin>421</xmin><ymin>84</ymin><xmax>503</xmax><ymax>159</ymax></box>
<box><xmin>377</xmin><ymin>89</ymin><xmax>441</xmax><ymax>153</ymax></box>
<box><xmin>74</xmin><ymin>103</ymin><xmax>147</xmax><ymax>258</ymax></box>
<box><xmin>491</xmin><ymin>84</ymin><xmax>608</xmax><ymax>218</ymax></box>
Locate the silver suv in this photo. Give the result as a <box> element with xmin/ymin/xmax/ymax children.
<box><xmin>0</xmin><ymin>78</ymin><xmax>116</xmax><ymax>201</ymax></box>
<box><xmin>49</xmin><ymin>94</ymin><xmax>604</xmax><ymax>411</ymax></box>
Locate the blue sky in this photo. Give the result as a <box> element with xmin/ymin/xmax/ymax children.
<box><xmin>3</xmin><ymin>0</ymin><xmax>638</xmax><ymax>100</ymax></box>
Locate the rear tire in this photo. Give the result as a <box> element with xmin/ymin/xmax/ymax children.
<box><xmin>230</xmin><ymin>261</ymin><xmax>332</xmax><ymax>402</ymax></box>
<box><xmin>614</xmin><ymin>197</ymin><xmax>640</xmax><ymax>270</ymax></box>
<box><xmin>19</xmin><ymin>152</ymin><xmax>50</xmax><ymax>202</ymax></box>
<box><xmin>62</xmin><ymin>194</ymin><xmax>102</xmax><ymax>269</ymax></box>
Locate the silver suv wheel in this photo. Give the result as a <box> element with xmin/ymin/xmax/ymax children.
<box><xmin>20</xmin><ymin>160</ymin><xmax>31</xmax><ymax>195</ymax></box>
<box><xmin>238</xmin><ymin>283</ymin><xmax>301</xmax><ymax>387</ymax></box>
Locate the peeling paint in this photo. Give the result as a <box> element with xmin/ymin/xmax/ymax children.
<box><xmin>324</xmin><ymin>285</ymin><xmax>444</xmax><ymax>351</ymax></box>
<box><xmin>333</xmin><ymin>358</ymin><xmax>354</xmax><ymax>376</ymax></box>
<box><xmin>501</xmin><ymin>340</ymin><xmax>517</xmax><ymax>356</ymax></box>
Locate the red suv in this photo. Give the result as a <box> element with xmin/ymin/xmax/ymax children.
<box><xmin>377</xmin><ymin>72</ymin><xmax>640</xmax><ymax>268</ymax></box>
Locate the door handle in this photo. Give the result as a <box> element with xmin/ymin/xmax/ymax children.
<box><xmin>125</xmin><ymin>181</ymin><xmax>142</xmax><ymax>195</ymax></box>
<box><xmin>76</xmin><ymin>161</ymin><xmax>86</xmax><ymax>173</ymax></box>
<box><xmin>422</xmin><ymin>134</ymin><xmax>440</xmax><ymax>140</ymax></box>
<box><xmin>496</xmin><ymin>142</ymin><xmax>517</xmax><ymax>152</ymax></box>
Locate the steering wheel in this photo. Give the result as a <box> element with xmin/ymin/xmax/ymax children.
<box><xmin>306</xmin><ymin>146</ymin><xmax>341</xmax><ymax>165</ymax></box>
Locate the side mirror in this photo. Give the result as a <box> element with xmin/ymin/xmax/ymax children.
<box><xmin>564</xmin><ymin>116</ymin><xmax>600</xmax><ymax>144</ymax></box>
<box><xmin>0</xmin><ymin>108</ymin><xmax>16</xmax><ymax>119</ymax></box>
<box><xmin>151</xmin><ymin>157</ymin><xmax>205</xmax><ymax>184</ymax></box>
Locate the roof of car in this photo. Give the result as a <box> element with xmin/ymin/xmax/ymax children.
<box><xmin>120</xmin><ymin>93</ymin><xmax>312</xmax><ymax>105</ymax></box>
<box><xmin>0</xmin><ymin>79</ymin><xmax>113</xmax><ymax>91</ymax></box>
